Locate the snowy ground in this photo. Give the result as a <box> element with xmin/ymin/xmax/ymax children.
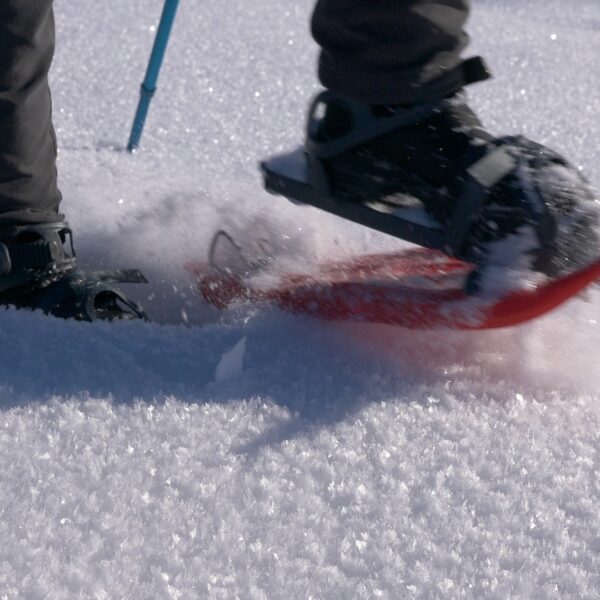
<box><xmin>1</xmin><ymin>0</ymin><xmax>600</xmax><ymax>597</ymax></box>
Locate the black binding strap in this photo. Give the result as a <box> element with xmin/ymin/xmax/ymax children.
<box><xmin>304</xmin><ymin>93</ymin><xmax>450</xmax><ymax>199</ymax></box>
<box><xmin>444</xmin><ymin>145</ymin><xmax>517</xmax><ymax>256</ymax></box>
<box><xmin>305</xmin><ymin>94</ymin><xmax>449</xmax><ymax>161</ymax></box>
<box><xmin>304</xmin><ymin>57</ymin><xmax>490</xmax><ymax>164</ymax></box>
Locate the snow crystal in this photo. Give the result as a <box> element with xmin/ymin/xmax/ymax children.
<box><xmin>215</xmin><ymin>337</ymin><xmax>247</xmax><ymax>383</ymax></box>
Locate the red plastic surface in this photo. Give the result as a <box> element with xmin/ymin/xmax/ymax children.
<box><xmin>189</xmin><ymin>248</ymin><xmax>600</xmax><ymax>330</ymax></box>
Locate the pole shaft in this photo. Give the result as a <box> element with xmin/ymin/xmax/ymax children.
<box><xmin>127</xmin><ymin>0</ymin><xmax>181</xmax><ymax>152</ymax></box>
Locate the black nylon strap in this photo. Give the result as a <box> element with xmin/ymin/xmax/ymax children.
<box><xmin>444</xmin><ymin>145</ymin><xmax>517</xmax><ymax>255</ymax></box>
<box><xmin>305</xmin><ymin>93</ymin><xmax>448</xmax><ymax>161</ymax></box>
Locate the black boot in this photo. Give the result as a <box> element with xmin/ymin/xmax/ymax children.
<box><xmin>282</xmin><ymin>90</ymin><xmax>600</xmax><ymax>292</ymax></box>
<box><xmin>0</xmin><ymin>222</ymin><xmax>147</xmax><ymax>321</ymax></box>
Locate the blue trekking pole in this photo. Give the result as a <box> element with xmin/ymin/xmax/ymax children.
<box><xmin>127</xmin><ymin>0</ymin><xmax>181</xmax><ymax>152</ymax></box>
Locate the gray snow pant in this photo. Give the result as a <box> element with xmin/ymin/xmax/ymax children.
<box><xmin>312</xmin><ymin>0</ymin><xmax>472</xmax><ymax>104</ymax></box>
<box><xmin>0</xmin><ymin>0</ymin><xmax>62</xmax><ymax>231</ymax></box>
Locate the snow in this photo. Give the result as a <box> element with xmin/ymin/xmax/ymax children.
<box><xmin>1</xmin><ymin>0</ymin><xmax>600</xmax><ymax>597</ymax></box>
<box><xmin>215</xmin><ymin>337</ymin><xmax>247</xmax><ymax>383</ymax></box>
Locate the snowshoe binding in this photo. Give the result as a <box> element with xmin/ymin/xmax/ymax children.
<box><xmin>0</xmin><ymin>222</ymin><xmax>147</xmax><ymax>321</ymax></box>
<box><xmin>262</xmin><ymin>58</ymin><xmax>600</xmax><ymax>294</ymax></box>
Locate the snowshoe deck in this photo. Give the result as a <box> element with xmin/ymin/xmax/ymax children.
<box><xmin>190</xmin><ymin>247</ymin><xmax>600</xmax><ymax>330</ymax></box>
